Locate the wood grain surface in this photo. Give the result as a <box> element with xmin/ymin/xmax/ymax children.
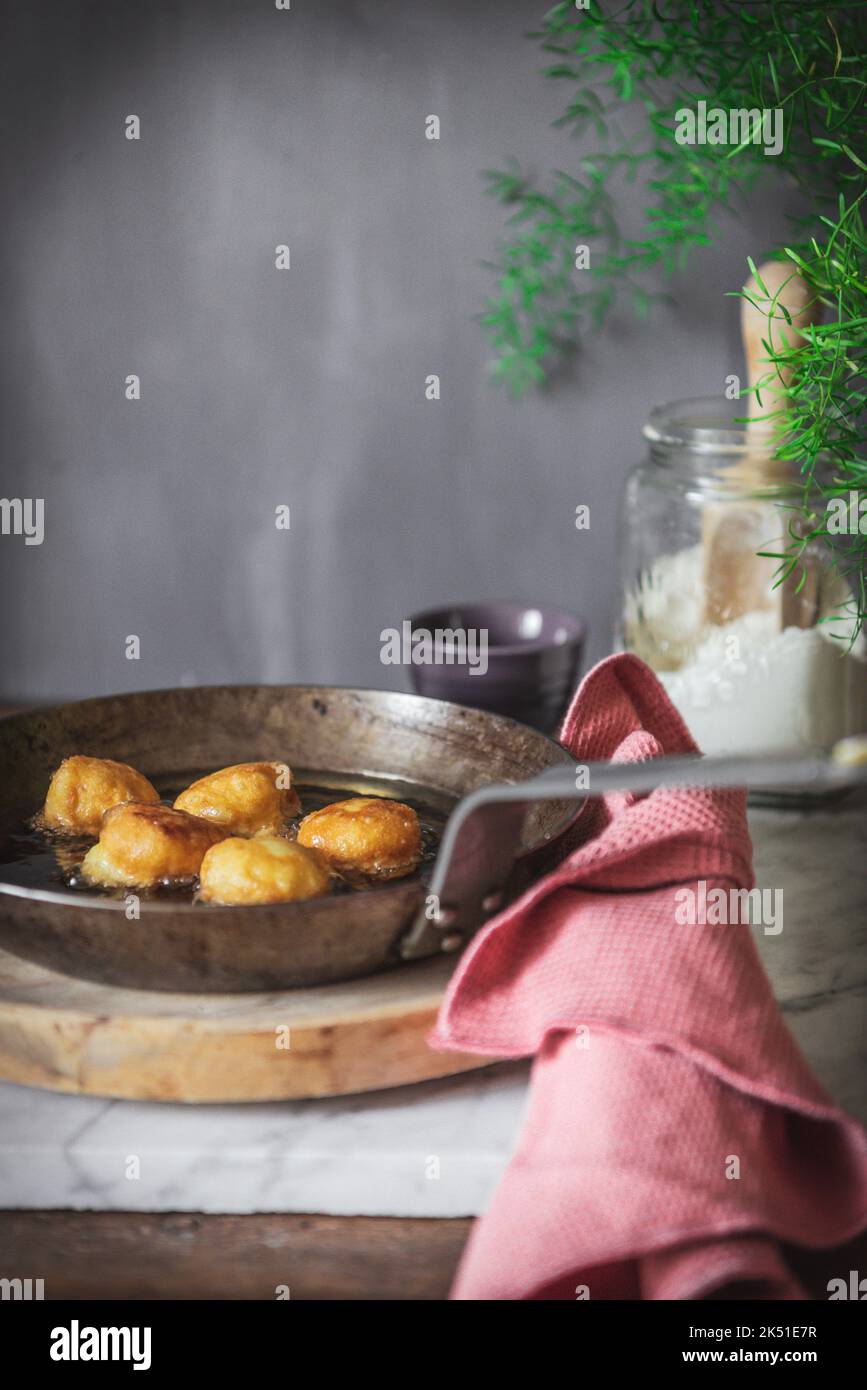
<box><xmin>0</xmin><ymin>944</ymin><xmax>490</xmax><ymax>1101</ymax></box>
<box><xmin>0</xmin><ymin>1209</ymin><xmax>472</xmax><ymax>1300</ymax></box>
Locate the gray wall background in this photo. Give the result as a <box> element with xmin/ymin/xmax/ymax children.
<box><xmin>0</xmin><ymin>0</ymin><xmax>803</xmax><ymax>703</ymax></box>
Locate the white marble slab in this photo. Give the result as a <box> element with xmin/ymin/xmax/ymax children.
<box><xmin>749</xmin><ymin>797</ymin><xmax>866</xmax><ymax>1123</ymax></box>
<box><xmin>0</xmin><ymin>799</ymin><xmax>863</xmax><ymax>1217</ymax></box>
<box><xmin>0</xmin><ymin>1062</ymin><xmax>529</xmax><ymax>1218</ymax></box>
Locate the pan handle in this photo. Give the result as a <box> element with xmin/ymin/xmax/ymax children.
<box><xmin>399</xmin><ymin>782</ymin><xmax>580</xmax><ymax>961</ymax></box>
<box><xmin>399</xmin><ymin>739</ymin><xmax>867</xmax><ymax>961</ymax></box>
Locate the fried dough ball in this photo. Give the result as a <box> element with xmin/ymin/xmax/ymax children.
<box><xmin>81</xmin><ymin>802</ymin><xmax>228</xmax><ymax>888</ymax></box>
<box><xmin>42</xmin><ymin>755</ymin><xmax>160</xmax><ymax>835</ymax></box>
<box><xmin>173</xmin><ymin>762</ymin><xmax>300</xmax><ymax>836</ymax></box>
<box><xmin>198</xmin><ymin>836</ymin><xmax>331</xmax><ymax>905</ymax></box>
<box><xmin>297</xmin><ymin>797</ymin><xmax>421</xmax><ymax>880</ymax></box>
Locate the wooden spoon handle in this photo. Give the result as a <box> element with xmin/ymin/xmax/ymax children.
<box><xmin>741</xmin><ymin>259</ymin><xmax>820</xmax><ymax>426</ymax></box>
<box><xmin>703</xmin><ymin>261</ymin><xmax>822</xmax><ymax>627</ymax></box>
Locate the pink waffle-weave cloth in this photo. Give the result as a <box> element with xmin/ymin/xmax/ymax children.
<box><xmin>429</xmin><ymin>653</ymin><xmax>867</xmax><ymax>1300</ymax></box>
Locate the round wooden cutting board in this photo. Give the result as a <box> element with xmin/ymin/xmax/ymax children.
<box><xmin>0</xmin><ymin>946</ymin><xmax>490</xmax><ymax>1102</ymax></box>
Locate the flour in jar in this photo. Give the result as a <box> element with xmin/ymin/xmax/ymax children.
<box><xmin>624</xmin><ymin>546</ymin><xmax>867</xmax><ymax>756</ymax></box>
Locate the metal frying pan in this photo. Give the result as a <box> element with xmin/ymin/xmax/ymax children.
<box><xmin>0</xmin><ymin>685</ymin><xmax>581</xmax><ymax>992</ymax></box>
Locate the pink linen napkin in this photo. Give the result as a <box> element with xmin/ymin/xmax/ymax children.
<box><xmin>429</xmin><ymin>653</ymin><xmax>867</xmax><ymax>1300</ymax></box>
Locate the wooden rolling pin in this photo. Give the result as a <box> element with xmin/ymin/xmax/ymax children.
<box><xmin>703</xmin><ymin>260</ymin><xmax>822</xmax><ymax>628</ymax></box>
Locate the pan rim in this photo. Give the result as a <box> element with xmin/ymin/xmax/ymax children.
<box><xmin>0</xmin><ymin>682</ymin><xmax>580</xmax><ymax>914</ymax></box>
<box><xmin>1</xmin><ymin>679</ymin><xmax>573</xmax><ymax>745</ymax></box>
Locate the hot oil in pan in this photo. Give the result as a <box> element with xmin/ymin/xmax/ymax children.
<box><xmin>0</xmin><ymin>769</ymin><xmax>450</xmax><ymax>902</ymax></box>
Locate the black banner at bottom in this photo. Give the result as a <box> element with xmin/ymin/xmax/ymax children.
<box><xmin>3</xmin><ymin>1296</ymin><xmax>864</xmax><ymax>1374</ymax></box>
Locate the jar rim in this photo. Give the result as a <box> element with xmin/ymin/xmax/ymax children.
<box><xmin>643</xmin><ymin>395</ymin><xmax>778</xmax><ymax>455</ymax></box>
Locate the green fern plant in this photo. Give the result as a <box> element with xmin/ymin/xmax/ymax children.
<box><xmin>482</xmin><ymin>0</ymin><xmax>866</xmax><ymax>635</ymax></box>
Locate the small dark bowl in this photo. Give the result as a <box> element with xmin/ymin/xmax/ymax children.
<box><xmin>406</xmin><ymin>602</ymin><xmax>586</xmax><ymax>733</ymax></box>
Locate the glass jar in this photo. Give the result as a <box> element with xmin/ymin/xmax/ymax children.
<box><xmin>618</xmin><ymin>396</ymin><xmax>867</xmax><ymax>785</ymax></box>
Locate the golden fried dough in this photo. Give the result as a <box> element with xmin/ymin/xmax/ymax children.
<box><xmin>42</xmin><ymin>755</ymin><xmax>160</xmax><ymax>835</ymax></box>
<box><xmin>297</xmin><ymin>797</ymin><xmax>421</xmax><ymax>880</ymax></box>
<box><xmin>81</xmin><ymin>802</ymin><xmax>228</xmax><ymax>888</ymax></box>
<box><xmin>173</xmin><ymin>762</ymin><xmax>300</xmax><ymax>836</ymax></box>
<box><xmin>198</xmin><ymin>836</ymin><xmax>331</xmax><ymax>905</ymax></box>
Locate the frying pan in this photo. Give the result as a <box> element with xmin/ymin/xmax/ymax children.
<box><xmin>0</xmin><ymin>685</ymin><xmax>581</xmax><ymax>992</ymax></box>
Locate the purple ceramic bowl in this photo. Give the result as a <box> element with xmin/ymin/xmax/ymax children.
<box><xmin>406</xmin><ymin>602</ymin><xmax>586</xmax><ymax>733</ymax></box>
